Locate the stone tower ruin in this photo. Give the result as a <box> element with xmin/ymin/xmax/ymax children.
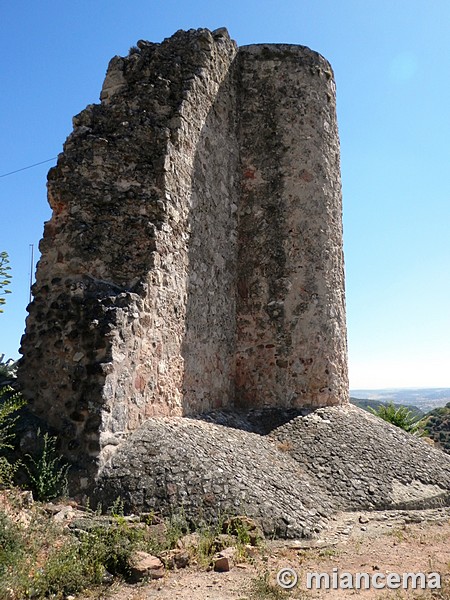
<box><xmin>19</xmin><ymin>28</ymin><xmax>348</xmax><ymax>471</ymax></box>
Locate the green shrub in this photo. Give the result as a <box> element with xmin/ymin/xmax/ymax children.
<box><xmin>32</xmin><ymin>533</ymin><xmax>110</xmax><ymax>597</ymax></box>
<box><xmin>164</xmin><ymin>510</ymin><xmax>190</xmax><ymax>547</ymax></box>
<box><xmin>0</xmin><ymin>362</ymin><xmax>9</xmax><ymax>381</ymax></box>
<box><xmin>0</xmin><ymin>456</ymin><xmax>20</xmax><ymax>488</ymax></box>
<box><xmin>85</xmin><ymin>521</ymin><xmax>144</xmax><ymax>577</ymax></box>
<box><xmin>0</xmin><ymin>511</ymin><xmax>24</xmax><ymax>576</ymax></box>
<box><xmin>0</xmin><ymin>509</ymin><xmax>146</xmax><ymax>598</ymax></box>
<box><xmin>0</xmin><ymin>500</ymin><xmax>267</xmax><ymax>598</ymax></box>
<box><xmin>33</xmin><ymin>519</ymin><xmax>144</xmax><ymax>594</ymax></box>
<box><xmin>249</xmin><ymin>570</ymin><xmax>289</xmax><ymax>599</ymax></box>
<box><xmin>195</xmin><ymin>524</ymin><xmax>219</xmax><ymax>566</ymax></box>
<box><xmin>108</xmin><ymin>496</ymin><xmax>125</xmax><ymax>517</ymax></box>
<box><xmin>24</xmin><ymin>431</ymin><xmax>70</xmax><ymax>501</ymax></box>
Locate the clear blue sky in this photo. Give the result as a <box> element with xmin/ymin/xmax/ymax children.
<box><xmin>1</xmin><ymin>0</ymin><xmax>449</xmax><ymax>389</ymax></box>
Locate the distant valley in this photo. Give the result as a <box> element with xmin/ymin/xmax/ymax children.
<box><xmin>350</xmin><ymin>388</ymin><xmax>450</xmax><ymax>413</ymax></box>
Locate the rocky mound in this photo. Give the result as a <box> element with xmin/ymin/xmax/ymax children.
<box><xmin>270</xmin><ymin>405</ymin><xmax>450</xmax><ymax>510</ymax></box>
<box><xmin>93</xmin><ymin>417</ymin><xmax>334</xmax><ymax>538</ymax></box>
<box><xmin>93</xmin><ymin>405</ymin><xmax>450</xmax><ymax>538</ymax></box>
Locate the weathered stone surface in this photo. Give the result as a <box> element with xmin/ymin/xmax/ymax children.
<box><xmin>92</xmin><ymin>415</ymin><xmax>335</xmax><ymax>539</ymax></box>
<box><xmin>271</xmin><ymin>405</ymin><xmax>450</xmax><ymax>511</ymax></box>
<box><xmin>19</xmin><ymin>27</ymin><xmax>348</xmax><ymax>476</ymax></box>
<box><xmin>19</xmin><ymin>28</ymin><xmax>240</xmax><ymax>473</ymax></box>
<box><xmin>235</xmin><ymin>44</ymin><xmax>347</xmax><ymax>409</ymax></box>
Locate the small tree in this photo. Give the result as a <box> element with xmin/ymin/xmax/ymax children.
<box><xmin>368</xmin><ymin>401</ymin><xmax>424</xmax><ymax>435</ymax></box>
<box><xmin>0</xmin><ymin>251</ymin><xmax>12</xmax><ymax>313</ymax></box>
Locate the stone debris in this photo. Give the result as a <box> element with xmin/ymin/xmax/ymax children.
<box><xmin>359</xmin><ymin>515</ymin><xmax>369</xmax><ymax>524</ymax></box>
<box><xmin>270</xmin><ymin>405</ymin><xmax>450</xmax><ymax>512</ymax></box>
<box><xmin>128</xmin><ymin>551</ymin><xmax>165</xmax><ymax>582</ymax></box>
<box><xmin>213</xmin><ymin>550</ymin><xmax>235</xmax><ymax>573</ymax></box>
<box><xmin>221</xmin><ymin>516</ymin><xmax>262</xmax><ymax>546</ymax></box>
<box><xmin>92</xmin><ymin>415</ymin><xmax>335</xmax><ymax>538</ymax></box>
<box><xmin>160</xmin><ymin>549</ymin><xmax>190</xmax><ymax>570</ymax></box>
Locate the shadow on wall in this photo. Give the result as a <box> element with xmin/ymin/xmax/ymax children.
<box><xmin>181</xmin><ymin>64</ymin><xmax>239</xmax><ymax>415</ymax></box>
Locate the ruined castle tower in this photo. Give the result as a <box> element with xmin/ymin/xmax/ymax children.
<box><xmin>19</xmin><ymin>28</ymin><xmax>348</xmax><ymax>468</ymax></box>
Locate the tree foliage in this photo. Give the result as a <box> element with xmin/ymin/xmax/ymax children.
<box><xmin>0</xmin><ymin>386</ymin><xmax>25</xmax><ymax>453</ymax></box>
<box><xmin>0</xmin><ymin>355</ymin><xmax>17</xmax><ymax>384</ymax></box>
<box><xmin>368</xmin><ymin>401</ymin><xmax>425</xmax><ymax>435</ymax></box>
<box><xmin>420</xmin><ymin>403</ymin><xmax>450</xmax><ymax>452</ymax></box>
<box><xmin>0</xmin><ymin>251</ymin><xmax>12</xmax><ymax>313</ymax></box>
<box><xmin>0</xmin><ymin>386</ymin><xmax>26</xmax><ymax>486</ymax></box>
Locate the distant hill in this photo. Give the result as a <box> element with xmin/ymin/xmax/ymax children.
<box><xmin>350</xmin><ymin>397</ymin><xmax>424</xmax><ymax>418</ymax></box>
<box><xmin>421</xmin><ymin>403</ymin><xmax>450</xmax><ymax>454</ymax></box>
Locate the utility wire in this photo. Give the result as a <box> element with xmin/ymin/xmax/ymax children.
<box><xmin>0</xmin><ymin>157</ymin><xmax>58</xmax><ymax>179</ymax></box>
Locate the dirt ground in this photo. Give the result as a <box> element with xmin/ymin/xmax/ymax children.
<box><xmin>80</xmin><ymin>507</ymin><xmax>450</xmax><ymax>600</ymax></box>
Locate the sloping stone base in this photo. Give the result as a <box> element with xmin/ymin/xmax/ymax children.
<box><xmin>92</xmin><ymin>405</ymin><xmax>450</xmax><ymax>538</ymax></box>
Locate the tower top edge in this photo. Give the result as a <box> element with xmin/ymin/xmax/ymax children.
<box><xmin>238</xmin><ymin>43</ymin><xmax>332</xmax><ymax>69</ymax></box>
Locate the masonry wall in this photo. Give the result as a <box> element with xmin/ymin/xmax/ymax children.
<box><xmin>19</xmin><ymin>29</ymin><xmax>239</xmax><ymax>470</ymax></box>
<box><xmin>19</xmin><ymin>28</ymin><xmax>348</xmax><ymax>471</ymax></box>
<box><xmin>235</xmin><ymin>45</ymin><xmax>348</xmax><ymax>408</ymax></box>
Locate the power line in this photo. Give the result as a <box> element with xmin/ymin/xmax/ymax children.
<box><xmin>0</xmin><ymin>157</ymin><xmax>58</xmax><ymax>179</ymax></box>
